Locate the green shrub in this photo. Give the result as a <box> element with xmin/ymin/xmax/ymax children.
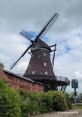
<box><xmin>19</xmin><ymin>90</ymin><xmax>39</xmax><ymax>117</ymax></box>
<box><xmin>0</xmin><ymin>79</ymin><xmax>21</xmax><ymax>117</ymax></box>
<box><xmin>47</xmin><ymin>91</ymin><xmax>68</xmax><ymax>111</ymax></box>
<box><xmin>65</xmin><ymin>93</ymin><xmax>72</xmax><ymax>109</ymax></box>
<box><xmin>19</xmin><ymin>90</ymin><xmax>72</xmax><ymax>116</ymax></box>
<box><xmin>0</xmin><ymin>75</ymin><xmax>72</xmax><ymax>117</ymax></box>
<box><xmin>36</xmin><ymin>92</ymin><xmax>53</xmax><ymax>113</ymax></box>
<box><xmin>0</xmin><ymin>63</ymin><xmax>4</xmax><ymax>68</ymax></box>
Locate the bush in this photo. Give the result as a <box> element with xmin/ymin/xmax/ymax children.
<box><xmin>0</xmin><ymin>77</ymin><xmax>72</xmax><ymax>117</ymax></box>
<box><xmin>65</xmin><ymin>93</ymin><xmax>72</xmax><ymax>109</ymax></box>
<box><xmin>0</xmin><ymin>79</ymin><xmax>21</xmax><ymax>117</ymax></box>
<box><xmin>19</xmin><ymin>90</ymin><xmax>39</xmax><ymax>117</ymax></box>
<box><xmin>0</xmin><ymin>63</ymin><xmax>4</xmax><ymax>68</ymax></box>
<box><xmin>47</xmin><ymin>91</ymin><xmax>68</xmax><ymax>111</ymax></box>
<box><xmin>19</xmin><ymin>90</ymin><xmax>72</xmax><ymax>116</ymax></box>
<box><xmin>36</xmin><ymin>92</ymin><xmax>51</xmax><ymax>113</ymax></box>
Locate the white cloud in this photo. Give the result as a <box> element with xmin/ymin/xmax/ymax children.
<box><xmin>74</xmin><ymin>71</ymin><xmax>82</xmax><ymax>80</ymax></box>
<box><xmin>17</xmin><ymin>61</ymin><xmax>29</xmax><ymax>74</ymax></box>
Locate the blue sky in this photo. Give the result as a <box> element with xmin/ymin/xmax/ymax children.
<box><xmin>0</xmin><ymin>0</ymin><xmax>82</xmax><ymax>93</ymax></box>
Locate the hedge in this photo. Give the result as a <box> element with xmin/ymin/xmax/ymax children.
<box><xmin>0</xmin><ymin>79</ymin><xmax>21</xmax><ymax>117</ymax></box>
<box><xmin>19</xmin><ymin>90</ymin><xmax>72</xmax><ymax>117</ymax></box>
<box><xmin>0</xmin><ymin>79</ymin><xmax>72</xmax><ymax>117</ymax></box>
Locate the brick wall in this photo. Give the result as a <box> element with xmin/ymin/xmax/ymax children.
<box><xmin>0</xmin><ymin>67</ymin><xmax>9</xmax><ymax>82</ymax></box>
<box><xmin>0</xmin><ymin>68</ymin><xmax>44</xmax><ymax>92</ymax></box>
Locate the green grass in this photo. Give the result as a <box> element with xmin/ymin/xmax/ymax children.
<box><xmin>73</xmin><ymin>103</ymin><xmax>82</xmax><ymax>110</ymax></box>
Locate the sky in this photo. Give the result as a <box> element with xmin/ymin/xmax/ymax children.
<box><xmin>0</xmin><ymin>0</ymin><xmax>82</xmax><ymax>93</ymax></box>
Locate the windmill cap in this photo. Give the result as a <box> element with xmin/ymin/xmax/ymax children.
<box><xmin>34</xmin><ymin>38</ymin><xmax>51</xmax><ymax>51</ymax></box>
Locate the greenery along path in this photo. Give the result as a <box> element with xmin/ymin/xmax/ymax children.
<box><xmin>30</xmin><ymin>111</ymin><xmax>79</xmax><ymax>117</ymax></box>
<box><xmin>31</xmin><ymin>104</ymin><xmax>82</xmax><ymax>117</ymax></box>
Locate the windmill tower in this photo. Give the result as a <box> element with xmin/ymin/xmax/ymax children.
<box><xmin>23</xmin><ymin>38</ymin><xmax>57</xmax><ymax>91</ymax></box>
<box><xmin>10</xmin><ymin>13</ymin><xmax>70</xmax><ymax>91</ymax></box>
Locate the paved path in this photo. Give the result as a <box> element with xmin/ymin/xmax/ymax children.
<box><xmin>79</xmin><ymin>111</ymin><xmax>82</xmax><ymax>117</ymax></box>
<box><xmin>31</xmin><ymin>110</ymin><xmax>82</xmax><ymax>117</ymax></box>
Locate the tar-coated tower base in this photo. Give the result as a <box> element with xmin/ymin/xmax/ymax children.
<box><xmin>24</xmin><ymin>39</ymin><xmax>57</xmax><ymax>91</ymax></box>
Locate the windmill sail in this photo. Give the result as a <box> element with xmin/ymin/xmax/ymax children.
<box><xmin>20</xmin><ymin>30</ymin><xmax>33</xmax><ymax>42</ymax></box>
<box><xmin>35</xmin><ymin>13</ymin><xmax>59</xmax><ymax>40</ymax></box>
<box><xmin>10</xmin><ymin>45</ymin><xmax>32</xmax><ymax>70</ymax></box>
<box><xmin>10</xmin><ymin>13</ymin><xmax>59</xmax><ymax>70</ymax></box>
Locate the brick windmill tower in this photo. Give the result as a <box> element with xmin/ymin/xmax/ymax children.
<box><xmin>10</xmin><ymin>13</ymin><xmax>69</xmax><ymax>91</ymax></box>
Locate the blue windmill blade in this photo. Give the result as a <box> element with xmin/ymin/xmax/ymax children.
<box><xmin>35</xmin><ymin>13</ymin><xmax>59</xmax><ymax>41</ymax></box>
<box><xmin>20</xmin><ymin>30</ymin><xmax>33</xmax><ymax>43</ymax></box>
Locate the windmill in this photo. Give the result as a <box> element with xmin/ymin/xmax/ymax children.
<box><xmin>10</xmin><ymin>13</ymin><xmax>69</xmax><ymax>91</ymax></box>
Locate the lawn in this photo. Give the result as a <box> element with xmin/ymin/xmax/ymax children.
<box><xmin>73</xmin><ymin>103</ymin><xmax>82</xmax><ymax>110</ymax></box>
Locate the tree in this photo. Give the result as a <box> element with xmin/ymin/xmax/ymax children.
<box><xmin>0</xmin><ymin>63</ymin><xmax>4</xmax><ymax>68</ymax></box>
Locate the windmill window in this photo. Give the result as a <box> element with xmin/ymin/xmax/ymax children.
<box><xmin>38</xmin><ymin>55</ymin><xmax>40</xmax><ymax>58</ymax></box>
<box><xmin>45</xmin><ymin>71</ymin><xmax>48</xmax><ymax>75</ymax></box>
<box><xmin>44</xmin><ymin>53</ymin><xmax>46</xmax><ymax>57</ymax></box>
<box><xmin>44</xmin><ymin>62</ymin><xmax>47</xmax><ymax>67</ymax></box>
<box><xmin>32</xmin><ymin>71</ymin><xmax>35</xmax><ymax>74</ymax></box>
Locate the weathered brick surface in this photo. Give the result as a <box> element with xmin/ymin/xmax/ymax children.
<box><xmin>0</xmin><ymin>68</ymin><xmax>9</xmax><ymax>82</ymax></box>
<box><xmin>0</xmin><ymin>68</ymin><xmax>44</xmax><ymax>92</ymax></box>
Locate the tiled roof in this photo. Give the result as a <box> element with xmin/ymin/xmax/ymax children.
<box><xmin>4</xmin><ymin>70</ymin><xmax>43</xmax><ymax>85</ymax></box>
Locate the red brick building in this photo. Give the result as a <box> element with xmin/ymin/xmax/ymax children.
<box><xmin>0</xmin><ymin>67</ymin><xmax>44</xmax><ymax>92</ymax></box>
